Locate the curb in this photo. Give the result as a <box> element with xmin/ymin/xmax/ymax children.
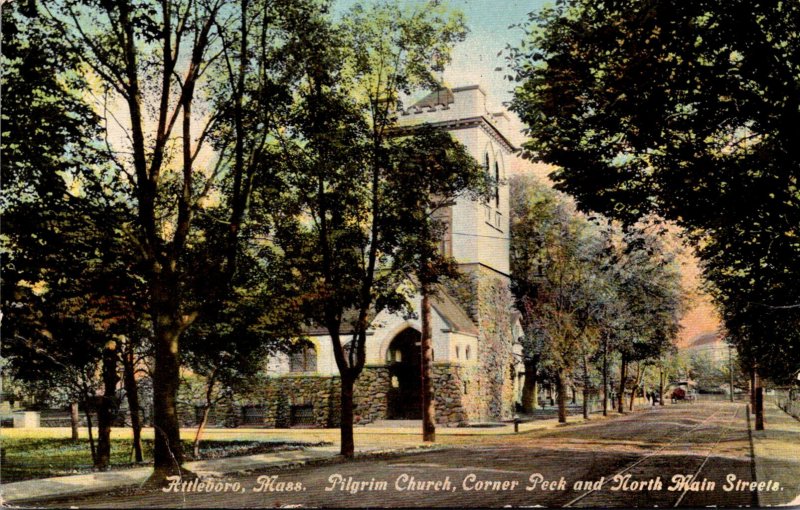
<box><xmin>745</xmin><ymin>403</ymin><xmax>761</xmax><ymax>508</ymax></box>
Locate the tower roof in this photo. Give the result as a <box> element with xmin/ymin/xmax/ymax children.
<box><xmin>410</xmin><ymin>88</ymin><xmax>455</xmax><ymax>110</ymax></box>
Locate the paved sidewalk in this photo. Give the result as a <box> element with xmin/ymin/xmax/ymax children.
<box><xmin>1</xmin><ymin>444</ymin><xmax>426</xmax><ymax>504</ymax></box>
<box><xmin>0</xmin><ymin>406</ymin><xmax>645</xmax><ymax>505</ymax></box>
<box><xmin>751</xmin><ymin>402</ymin><xmax>800</xmax><ymax>507</ymax></box>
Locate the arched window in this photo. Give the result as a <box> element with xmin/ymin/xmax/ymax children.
<box><xmin>484</xmin><ymin>153</ymin><xmax>491</xmax><ymax>205</ymax></box>
<box><xmin>494</xmin><ymin>161</ymin><xmax>500</xmax><ymax>207</ymax></box>
<box><xmin>290</xmin><ymin>341</ymin><xmax>317</xmax><ymax>373</ymax></box>
<box><xmin>455</xmin><ymin>345</ymin><xmax>460</xmax><ymax>359</ymax></box>
<box><xmin>465</xmin><ymin>345</ymin><xmax>471</xmax><ymax>360</ymax></box>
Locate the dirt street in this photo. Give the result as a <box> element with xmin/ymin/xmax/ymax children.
<box><xmin>34</xmin><ymin>401</ymin><xmax>787</xmax><ymax>508</ymax></box>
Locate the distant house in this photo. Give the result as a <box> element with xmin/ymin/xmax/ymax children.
<box><xmin>685</xmin><ymin>331</ymin><xmax>729</xmax><ymax>364</ymax></box>
<box><xmin>261</xmin><ymin>85</ymin><xmax>524</xmax><ymax>428</ymax></box>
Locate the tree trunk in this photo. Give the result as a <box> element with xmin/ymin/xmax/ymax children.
<box><xmin>753</xmin><ymin>369</ymin><xmax>764</xmax><ymax>431</ymax></box>
<box><xmin>618</xmin><ymin>357</ymin><xmax>627</xmax><ymax>414</ymax></box>
<box><xmin>70</xmin><ymin>402</ymin><xmax>80</xmax><ymax>442</ymax></box>
<box><xmin>340</xmin><ymin>373</ymin><xmax>356</xmax><ymax>458</ymax></box>
<box><xmin>629</xmin><ymin>362</ymin><xmax>642</xmax><ymax>411</ymax></box>
<box><xmin>122</xmin><ymin>346</ymin><xmax>143</xmax><ymax>463</ymax></box>
<box><xmin>659</xmin><ymin>369</ymin><xmax>665</xmax><ymax>406</ymax></box>
<box><xmin>755</xmin><ymin>387</ymin><xmax>765</xmax><ymax>430</ymax></box>
<box><xmin>151</xmin><ymin>306</ymin><xmax>184</xmax><ymax>473</ymax></box>
<box><xmin>420</xmin><ymin>292</ymin><xmax>436</xmax><ymax>442</ymax></box>
<box><xmin>96</xmin><ymin>341</ymin><xmax>119</xmax><ymax>471</ymax></box>
<box><xmin>84</xmin><ymin>404</ymin><xmax>96</xmax><ymax>465</ymax></box>
<box><xmin>193</xmin><ymin>369</ymin><xmax>219</xmax><ymax>459</ymax></box>
<box><xmin>602</xmin><ymin>339</ymin><xmax>608</xmax><ymax>416</ymax></box>
<box><xmin>728</xmin><ymin>347</ymin><xmax>735</xmax><ymax>403</ymax></box>
<box><xmin>521</xmin><ymin>356</ymin><xmax>539</xmax><ymax>413</ymax></box>
<box><xmin>582</xmin><ymin>356</ymin><xmax>590</xmax><ymax>420</ymax></box>
<box><xmin>193</xmin><ymin>406</ymin><xmax>211</xmax><ymax>459</ymax></box>
<box><xmin>555</xmin><ymin>370</ymin><xmax>567</xmax><ymax>423</ymax></box>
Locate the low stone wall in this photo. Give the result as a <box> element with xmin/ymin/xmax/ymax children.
<box><xmin>177</xmin><ymin>362</ymin><xmax>490</xmax><ymax>429</ymax></box>
<box><xmin>261</xmin><ymin>376</ymin><xmax>342</xmax><ymax>428</ymax></box>
<box><xmin>258</xmin><ymin>365</ymin><xmax>484</xmax><ymax>427</ymax></box>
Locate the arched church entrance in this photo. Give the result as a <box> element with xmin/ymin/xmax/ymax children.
<box><xmin>386</xmin><ymin>328</ymin><xmax>422</xmax><ymax>419</ymax></box>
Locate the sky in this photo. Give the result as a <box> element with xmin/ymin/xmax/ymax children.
<box><xmin>332</xmin><ymin>0</ymin><xmax>550</xmax><ymax>110</ymax></box>
<box><xmin>437</xmin><ymin>0</ymin><xmax>549</xmax><ymax>109</ymax></box>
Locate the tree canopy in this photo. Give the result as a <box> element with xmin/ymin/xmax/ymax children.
<box><xmin>510</xmin><ymin>175</ymin><xmax>686</xmax><ymax>420</ymax></box>
<box><xmin>508</xmin><ymin>0</ymin><xmax>800</xmax><ymax>383</ymax></box>
<box><xmin>271</xmin><ymin>0</ymin><xmax>488</xmax><ymax>456</ymax></box>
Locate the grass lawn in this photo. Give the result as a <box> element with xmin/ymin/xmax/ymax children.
<box><xmin>0</xmin><ymin>429</ymin><xmax>328</xmax><ymax>483</ymax></box>
<box><xmin>0</xmin><ymin>422</ymin><xmax>527</xmax><ymax>484</ymax></box>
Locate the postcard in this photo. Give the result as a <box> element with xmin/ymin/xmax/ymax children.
<box><xmin>2</xmin><ymin>0</ymin><xmax>798</xmax><ymax>507</ymax></box>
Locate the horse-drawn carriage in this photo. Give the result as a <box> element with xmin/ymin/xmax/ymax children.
<box><xmin>671</xmin><ymin>386</ymin><xmax>697</xmax><ymax>403</ymax></box>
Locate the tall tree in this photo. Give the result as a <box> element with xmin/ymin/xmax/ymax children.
<box><xmin>2</xmin><ymin>0</ymin><xmax>148</xmax><ymax>469</ymax></box>
<box><xmin>510</xmin><ymin>175</ymin><xmax>608</xmax><ymax>422</ymax></box>
<box><xmin>272</xmin><ymin>0</ymin><xmax>486</xmax><ymax>457</ymax></box>
<box><xmin>27</xmin><ymin>0</ymin><xmax>330</xmax><ymax>474</ymax></box>
<box><xmin>609</xmin><ymin>225</ymin><xmax>686</xmax><ymax>412</ymax></box>
<box><xmin>508</xmin><ymin>0</ymin><xmax>800</xmax><ymax>388</ymax></box>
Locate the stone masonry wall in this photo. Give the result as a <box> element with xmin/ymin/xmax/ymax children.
<box><xmin>433</xmin><ymin>363</ymin><xmax>482</xmax><ymax>425</ymax></box>
<box><xmin>261</xmin><ymin>376</ymin><xmax>342</xmax><ymax>427</ymax></box>
<box><xmin>444</xmin><ymin>264</ymin><xmax>515</xmax><ymax>421</ymax></box>
<box><xmin>353</xmin><ymin>365</ymin><xmax>479</xmax><ymax>426</ymax></box>
<box><xmin>177</xmin><ymin>365</ymin><xmax>480</xmax><ymax>428</ymax></box>
<box><xmin>353</xmin><ymin>367</ymin><xmax>390</xmax><ymax>425</ymax></box>
<box><xmin>477</xmin><ymin>267</ymin><xmax>516</xmax><ymax>420</ymax></box>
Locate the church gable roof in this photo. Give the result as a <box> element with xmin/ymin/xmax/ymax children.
<box><xmin>430</xmin><ymin>287</ymin><xmax>479</xmax><ymax>336</ymax></box>
<box><xmin>302</xmin><ymin>284</ymin><xmax>477</xmax><ymax>337</ymax></box>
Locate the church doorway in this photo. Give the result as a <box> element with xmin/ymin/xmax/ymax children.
<box><xmin>386</xmin><ymin>328</ymin><xmax>422</xmax><ymax>419</ymax></box>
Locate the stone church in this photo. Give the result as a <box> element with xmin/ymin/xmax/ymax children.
<box><xmin>259</xmin><ymin>85</ymin><xmax>523</xmax><ymax>428</ymax></box>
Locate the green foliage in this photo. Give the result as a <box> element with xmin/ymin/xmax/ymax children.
<box><xmin>273</xmin><ymin>0</ymin><xmax>482</xmax><ymax>370</ymax></box>
<box><xmin>611</xmin><ymin>225</ymin><xmax>686</xmax><ymax>364</ymax></box>
<box><xmin>508</xmin><ymin>0</ymin><xmax>800</xmax><ymax>382</ymax></box>
<box><xmin>181</xmin><ymin>242</ymin><xmax>304</xmax><ymax>400</ymax></box>
<box><xmin>510</xmin><ymin>175</ymin><xmax>686</xmax><ymax>413</ymax></box>
<box><xmin>340</xmin><ymin>0</ymin><xmax>468</xmax><ymax>105</ymax></box>
<box><xmin>510</xmin><ymin>174</ymin><xmax>608</xmax><ymax>375</ymax></box>
<box><xmin>1</xmin><ymin>2</ymin><xmax>147</xmax><ymax>404</ymax></box>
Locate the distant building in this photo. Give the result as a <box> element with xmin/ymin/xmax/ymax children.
<box><xmin>685</xmin><ymin>331</ymin><xmax>728</xmax><ymax>364</ymax></box>
<box><xmin>260</xmin><ymin>85</ymin><xmax>523</xmax><ymax>428</ymax></box>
